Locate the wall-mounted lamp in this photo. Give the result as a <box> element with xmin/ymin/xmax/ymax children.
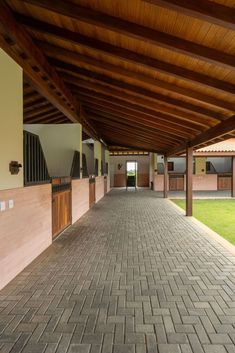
<box><xmin>9</xmin><ymin>161</ymin><xmax>22</xmax><ymax>175</ymax></box>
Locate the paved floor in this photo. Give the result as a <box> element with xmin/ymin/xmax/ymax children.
<box><xmin>1</xmin><ymin>189</ymin><xmax>235</xmax><ymax>353</ymax></box>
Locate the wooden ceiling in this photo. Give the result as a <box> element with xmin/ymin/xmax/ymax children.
<box><xmin>1</xmin><ymin>0</ymin><xmax>235</xmax><ymax>155</ymax></box>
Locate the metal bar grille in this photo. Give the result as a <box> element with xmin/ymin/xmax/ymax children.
<box><xmin>23</xmin><ymin>130</ymin><xmax>50</xmax><ymax>185</ymax></box>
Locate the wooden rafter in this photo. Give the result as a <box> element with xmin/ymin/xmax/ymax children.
<box><xmin>69</xmin><ymin>80</ymin><xmax>221</xmax><ymax>127</ymax></box>
<box><xmin>58</xmin><ymin>65</ymin><xmax>222</xmax><ymax>121</ymax></box>
<box><xmin>21</xmin><ymin>0</ymin><xmax>235</xmax><ymax>70</ymax></box>
<box><xmin>86</xmin><ymin>109</ymin><xmax>187</xmax><ymax>142</ymax></box>
<box><xmin>44</xmin><ymin>46</ymin><xmax>235</xmax><ymax>112</ymax></box>
<box><xmin>143</xmin><ymin>0</ymin><xmax>235</xmax><ymax>31</ymax></box>
<box><xmin>19</xmin><ymin>15</ymin><xmax>235</xmax><ymax>96</ymax></box>
<box><xmin>76</xmin><ymin>89</ymin><xmax>216</xmax><ymax>128</ymax></box>
<box><xmin>168</xmin><ymin>115</ymin><xmax>235</xmax><ymax>156</ymax></box>
<box><xmin>0</xmin><ymin>1</ymin><xmax>79</xmax><ymax>123</ymax></box>
<box><xmin>83</xmin><ymin>101</ymin><xmax>200</xmax><ymax>137</ymax></box>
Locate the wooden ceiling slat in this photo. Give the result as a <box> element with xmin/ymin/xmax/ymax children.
<box><xmin>69</xmin><ymin>80</ymin><xmax>221</xmax><ymax>126</ymax></box>
<box><xmin>59</xmin><ymin>66</ymin><xmax>224</xmax><ymax>121</ymax></box>
<box><xmin>45</xmin><ymin>48</ymin><xmax>235</xmax><ymax>113</ymax></box>
<box><xmin>89</xmin><ymin>117</ymin><xmax>176</xmax><ymax>146</ymax></box>
<box><xmin>76</xmin><ymin>89</ymin><xmax>215</xmax><ymax>128</ymax></box>
<box><xmin>19</xmin><ymin>16</ymin><xmax>235</xmax><ymax>96</ymax></box>
<box><xmin>85</xmin><ymin>105</ymin><xmax>198</xmax><ymax>138</ymax></box>
<box><xmin>86</xmin><ymin>108</ymin><xmax>186</xmax><ymax>142</ymax></box>
<box><xmin>168</xmin><ymin>115</ymin><xmax>235</xmax><ymax>156</ymax></box>
<box><xmin>144</xmin><ymin>0</ymin><xmax>235</xmax><ymax>31</ymax></box>
<box><xmin>24</xmin><ymin>110</ymin><xmax>64</xmax><ymax>123</ymax></box>
<box><xmin>24</xmin><ymin>103</ymin><xmax>54</xmax><ymax>119</ymax></box>
<box><xmin>24</xmin><ymin>98</ymin><xmax>50</xmax><ymax>112</ymax></box>
<box><xmin>21</xmin><ymin>0</ymin><xmax>235</xmax><ymax>70</ymax></box>
<box><xmin>93</xmin><ymin>123</ymin><xmax>169</xmax><ymax>149</ymax></box>
<box><xmin>97</xmin><ymin>130</ymin><xmax>165</xmax><ymax>152</ymax></box>
<box><xmin>0</xmin><ymin>2</ymin><xmax>80</xmax><ymax>123</ymax></box>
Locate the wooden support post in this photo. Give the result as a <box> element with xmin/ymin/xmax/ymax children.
<box><xmin>164</xmin><ymin>155</ymin><xmax>168</xmax><ymax>198</ymax></box>
<box><xmin>186</xmin><ymin>146</ymin><xmax>193</xmax><ymax>216</ymax></box>
<box><xmin>232</xmin><ymin>156</ymin><xmax>235</xmax><ymax>198</ymax></box>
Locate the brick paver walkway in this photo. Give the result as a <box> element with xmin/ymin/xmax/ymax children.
<box><xmin>1</xmin><ymin>189</ymin><xmax>235</xmax><ymax>353</ymax></box>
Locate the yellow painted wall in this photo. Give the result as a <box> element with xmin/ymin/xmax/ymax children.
<box><xmin>94</xmin><ymin>141</ymin><xmax>102</xmax><ymax>176</ymax></box>
<box><xmin>24</xmin><ymin>124</ymin><xmax>82</xmax><ymax>177</ymax></box>
<box><xmin>105</xmin><ymin>149</ymin><xmax>110</xmax><ymax>175</ymax></box>
<box><xmin>195</xmin><ymin>157</ymin><xmax>206</xmax><ymax>175</ymax></box>
<box><xmin>79</xmin><ymin>126</ymin><xmax>82</xmax><ymax>178</ymax></box>
<box><xmin>0</xmin><ymin>49</ymin><xmax>23</xmax><ymax>190</ymax></box>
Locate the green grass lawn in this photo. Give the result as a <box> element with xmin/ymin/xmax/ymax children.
<box><xmin>172</xmin><ymin>199</ymin><xmax>235</xmax><ymax>245</ymax></box>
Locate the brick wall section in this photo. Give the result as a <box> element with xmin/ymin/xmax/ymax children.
<box><xmin>95</xmin><ymin>176</ymin><xmax>105</xmax><ymax>202</ymax></box>
<box><xmin>0</xmin><ymin>184</ymin><xmax>52</xmax><ymax>290</ymax></box>
<box><xmin>72</xmin><ymin>178</ymin><xmax>89</xmax><ymax>224</ymax></box>
<box><xmin>155</xmin><ymin>174</ymin><xmax>218</xmax><ymax>191</ymax></box>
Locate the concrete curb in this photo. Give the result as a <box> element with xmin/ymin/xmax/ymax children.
<box><xmin>168</xmin><ymin>198</ymin><xmax>235</xmax><ymax>257</ymax></box>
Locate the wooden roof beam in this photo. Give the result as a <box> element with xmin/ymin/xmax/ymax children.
<box><xmin>24</xmin><ymin>104</ymin><xmax>55</xmax><ymax>119</ymax></box>
<box><xmin>97</xmin><ymin>130</ymin><xmax>165</xmax><ymax>152</ymax></box>
<box><xmin>61</xmin><ymin>70</ymin><xmax>224</xmax><ymax>122</ymax></box>
<box><xmin>76</xmin><ymin>89</ymin><xmax>215</xmax><ymax>128</ymax></box>
<box><xmin>46</xmin><ymin>49</ymin><xmax>235</xmax><ymax>113</ymax></box>
<box><xmin>24</xmin><ymin>112</ymin><xmax>65</xmax><ymax>124</ymax></box>
<box><xmin>86</xmin><ymin>110</ymin><xmax>182</xmax><ymax>143</ymax></box>
<box><xmin>21</xmin><ymin>0</ymin><xmax>235</xmax><ymax>71</ymax></box>
<box><xmin>167</xmin><ymin>115</ymin><xmax>235</xmax><ymax>156</ymax></box>
<box><xmin>82</xmin><ymin>98</ymin><xmax>205</xmax><ymax>133</ymax></box>
<box><xmin>143</xmin><ymin>0</ymin><xmax>235</xmax><ymax>31</ymax></box>
<box><xmin>0</xmin><ymin>2</ymin><xmax>81</xmax><ymax>123</ymax></box>
<box><xmin>19</xmin><ymin>15</ymin><xmax>235</xmax><ymax>96</ymax></box>
<box><xmin>85</xmin><ymin>106</ymin><xmax>197</xmax><ymax>139</ymax></box>
<box><xmin>95</xmin><ymin>125</ymin><xmax>168</xmax><ymax>150</ymax></box>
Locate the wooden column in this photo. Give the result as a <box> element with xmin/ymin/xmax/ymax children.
<box><xmin>232</xmin><ymin>156</ymin><xmax>235</xmax><ymax>198</ymax></box>
<box><xmin>163</xmin><ymin>155</ymin><xmax>168</xmax><ymax>198</ymax></box>
<box><xmin>186</xmin><ymin>146</ymin><xmax>193</xmax><ymax>216</ymax></box>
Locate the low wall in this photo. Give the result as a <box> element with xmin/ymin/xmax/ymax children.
<box><xmin>95</xmin><ymin>176</ymin><xmax>105</xmax><ymax>202</ymax></box>
<box><xmin>0</xmin><ymin>184</ymin><xmax>52</xmax><ymax>290</ymax></box>
<box><xmin>113</xmin><ymin>173</ymin><xmax>126</xmax><ymax>187</ymax></box>
<box><xmin>154</xmin><ymin>174</ymin><xmax>165</xmax><ymax>191</ymax></box>
<box><xmin>192</xmin><ymin>174</ymin><xmax>217</xmax><ymax>191</ymax></box>
<box><xmin>154</xmin><ymin>174</ymin><xmax>218</xmax><ymax>191</ymax></box>
<box><xmin>107</xmin><ymin>176</ymin><xmax>111</xmax><ymax>192</ymax></box>
<box><xmin>72</xmin><ymin>178</ymin><xmax>90</xmax><ymax>224</ymax></box>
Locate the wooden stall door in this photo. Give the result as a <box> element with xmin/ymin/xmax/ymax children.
<box><xmin>218</xmin><ymin>176</ymin><xmax>231</xmax><ymax>190</ymax></box>
<box><xmin>169</xmin><ymin>176</ymin><xmax>184</xmax><ymax>191</ymax></box>
<box><xmin>52</xmin><ymin>189</ymin><xmax>71</xmax><ymax>238</ymax></box>
<box><xmin>89</xmin><ymin>181</ymin><xmax>96</xmax><ymax>207</ymax></box>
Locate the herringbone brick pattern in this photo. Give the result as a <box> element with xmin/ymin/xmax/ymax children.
<box><xmin>1</xmin><ymin>189</ymin><xmax>235</xmax><ymax>353</ymax></box>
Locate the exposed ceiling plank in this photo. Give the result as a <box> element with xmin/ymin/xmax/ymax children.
<box><xmin>81</xmin><ymin>96</ymin><xmax>206</xmax><ymax>133</ymax></box>
<box><xmin>90</xmin><ymin>119</ymin><xmax>175</xmax><ymax>147</ymax></box>
<box><xmin>93</xmin><ymin>123</ymin><xmax>168</xmax><ymax>149</ymax></box>
<box><xmin>86</xmin><ymin>109</ymin><xmax>184</xmax><ymax>142</ymax></box>
<box><xmin>24</xmin><ymin>110</ymin><xmax>65</xmax><ymax>123</ymax></box>
<box><xmin>19</xmin><ymin>16</ymin><xmax>235</xmax><ymax>97</ymax></box>
<box><xmin>85</xmin><ymin>105</ymin><xmax>198</xmax><ymax>138</ymax></box>
<box><xmin>143</xmin><ymin>0</ymin><xmax>235</xmax><ymax>31</ymax></box>
<box><xmin>21</xmin><ymin>0</ymin><xmax>235</xmax><ymax>70</ymax></box>
<box><xmin>96</xmin><ymin>128</ymin><xmax>165</xmax><ymax>152</ymax></box>
<box><xmin>24</xmin><ymin>104</ymin><xmax>55</xmax><ymax>119</ymax></box>
<box><xmin>0</xmin><ymin>1</ymin><xmax>80</xmax><ymax>123</ymax></box>
<box><xmin>167</xmin><ymin>115</ymin><xmax>235</xmax><ymax>156</ymax></box>
<box><xmin>76</xmin><ymin>89</ymin><xmax>216</xmax><ymax>128</ymax></box>
<box><xmin>24</xmin><ymin>98</ymin><xmax>51</xmax><ymax>112</ymax></box>
<box><xmin>45</xmin><ymin>47</ymin><xmax>235</xmax><ymax>112</ymax></box>
<box><xmin>69</xmin><ymin>79</ymin><xmax>222</xmax><ymax>126</ymax></box>
<box><xmin>59</xmin><ymin>66</ymin><xmax>223</xmax><ymax>121</ymax></box>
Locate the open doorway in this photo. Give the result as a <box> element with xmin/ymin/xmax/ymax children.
<box><xmin>126</xmin><ymin>161</ymin><xmax>138</xmax><ymax>189</ymax></box>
